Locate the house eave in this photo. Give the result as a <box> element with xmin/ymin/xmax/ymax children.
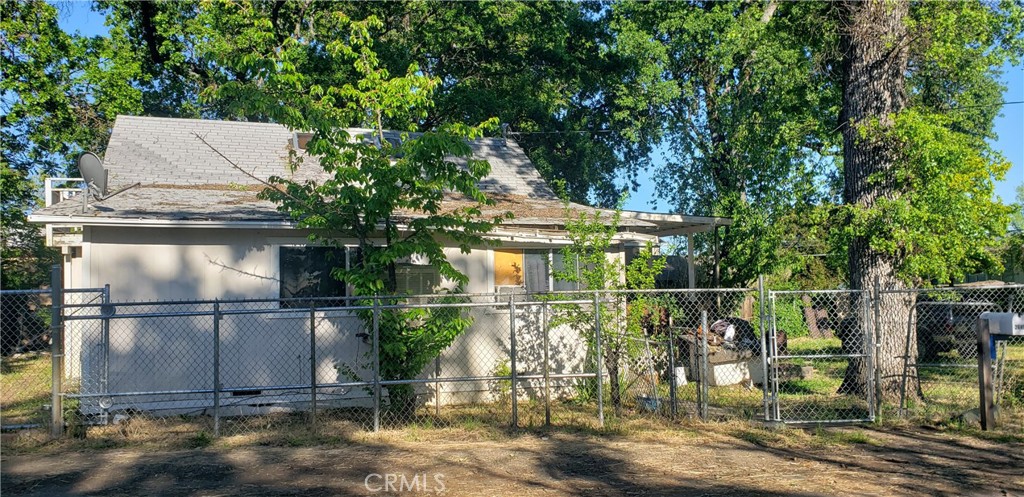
<box><xmin>27</xmin><ymin>216</ymin><xmax>661</xmax><ymax>244</ymax></box>
<box><xmin>28</xmin><ymin>215</ymin><xmax>296</xmax><ymax>230</ymax></box>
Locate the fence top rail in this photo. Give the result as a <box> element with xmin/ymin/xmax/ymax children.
<box><xmin>769</xmin><ymin>289</ymin><xmax>866</xmax><ymax>296</ymax></box>
<box><xmin>57</xmin><ymin>287</ymin><xmax>753</xmax><ymax>309</ymax></box>
<box><xmin>0</xmin><ymin>288</ymin><xmax>52</xmax><ymax>295</ymax></box>
<box><xmin>879</xmin><ymin>284</ymin><xmax>1024</xmax><ymax>294</ymax></box>
<box><xmin>1</xmin><ymin>287</ymin><xmax>103</xmax><ymax>295</ymax></box>
<box><xmin>544</xmin><ymin>288</ymin><xmax>754</xmax><ymax>295</ymax></box>
<box><xmin>63</xmin><ymin>287</ymin><xmax>106</xmax><ymax>294</ymax></box>
<box><xmin>61</xmin><ymin>297</ymin><xmax>610</xmax><ymax>320</ymax></box>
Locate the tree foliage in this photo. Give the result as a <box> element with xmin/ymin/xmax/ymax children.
<box><xmin>551</xmin><ymin>198</ymin><xmax>666</xmax><ymax>415</ymax></box>
<box><xmin>187</xmin><ymin>3</ymin><xmax>510</xmax><ymax>417</ymax></box>
<box><xmin>1</xmin><ymin>0</ymin><xmax>141</xmax><ymax>288</ymax></box>
<box><xmin>609</xmin><ymin>0</ymin><xmax>1022</xmax><ymax>289</ymax></box>
<box><xmin>3</xmin><ymin>0</ymin><xmax>1021</xmax><ymax>295</ymax></box>
<box><xmin>1000</xmin><ymin>184</ymin><xmax>1024</xmax><ymax>281</ymax></box>
<box><xmin>76</xmin><ymin>1</ymin><xmax>666</xmax><ymax>204</ymax></box>
<box><xmin>351</xmin><ymin>1</ymin><xmax>674</xmax><ymax>205</ymax></box>
<box><xmin>612</xmin><ymin>0</ymin><xmax>840</xmax><ymax>287</ymax></box>
<box><xmin>836</xmin><ymin>0</ymin><xmax>1022</xmax><ymax>290</ymax></box>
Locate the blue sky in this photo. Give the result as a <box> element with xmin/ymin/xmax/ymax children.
<box><xmin>58</xmin><ymin>3</ymin><xmax>1022</xmax><ymax>211</ymax></box>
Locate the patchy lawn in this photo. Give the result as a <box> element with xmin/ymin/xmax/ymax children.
<box><xmin>1</xmin><ymin>352</ymin><xmax>51</xmax><ymax>426</ymax></box>
<box><xmin>2</xmin><ymin>421</ymin><xmax>1022</xmax><ymax>497</ymax></box>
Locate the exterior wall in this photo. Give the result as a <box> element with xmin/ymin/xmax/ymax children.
<box><xmin>77</xmin><ymin>300</ymin><xmax>589</xmax><ymax>414</ymax></box>
<box><xmin>81</xmin><ymin>227</ymin><xmax>507</xmax><ymax>299</ymax></box>
<box><xmin>69</xmin><ymin>226</ymin><xmax>592</xmax><ymax>414</ymax></box>
<box><xmin>83</xmin><ymin>227</ymin><xmax>292</xmax><ymax>301</ymax></box>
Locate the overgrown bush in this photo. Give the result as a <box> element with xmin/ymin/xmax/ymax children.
<box><xmin>774</xmin><ymin>298</ymin><xmax>810</xmax><ymax>338</ymax></box>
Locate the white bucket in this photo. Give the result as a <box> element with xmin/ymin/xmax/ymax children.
<box><xmin>674</xmin><ymin>366</ymin><xmax>688</xmax><ymax>386</ymax></box>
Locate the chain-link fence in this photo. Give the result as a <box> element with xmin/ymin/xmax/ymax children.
<box><xmin>883</xmin><ymin>285</ymin><xmax>1024</xmax><ymax>428</ymax></box>
<box><xmin>12</xmin><ymin>281</ymin><xmax>1024</xmax><ymax>442</ymax></box>
<box><xmin>1</xmin><ymin>278</ymin><xmax>105</xmax><ymax>437</ymax></box>
<box><xmin>1</xmin><ymin>289</ymin><xmax>54</xmax><ymax>432</ymax></box>
<box><xmin>48</xmin><ymin>288</ymin><xmax>774</xmax><ymax>442</ymax></box>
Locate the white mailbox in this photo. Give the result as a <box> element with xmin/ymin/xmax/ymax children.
<box><xmin>978</xmin><ymin>312</ymin><xmax>1024</xmax><ymax>336</ymax></box>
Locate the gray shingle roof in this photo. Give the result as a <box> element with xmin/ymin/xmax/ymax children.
<box><xmin>101</xmin><ymin>115</ymin><xmax>557</xmax><ymax>199</ymax></box>
<box><xmin>33</xmin><ymin>116</ymin><xmax>730</xmax><ymax>235</ymax></box>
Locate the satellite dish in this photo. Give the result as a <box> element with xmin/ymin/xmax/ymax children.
<box><xmin>78</xmin><ymin>152</ymin><xmax>107</xmax><ymax>197</ymax></box>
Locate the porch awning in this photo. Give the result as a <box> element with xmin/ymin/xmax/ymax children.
<box><xmin>619</xmin><ymin>211</ymin><xmax>732</xmax><ymax>236</ymax></box>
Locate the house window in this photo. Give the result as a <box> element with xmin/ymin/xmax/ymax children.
<box><xmin>396</xmin><ymin>264</ymin><xmax>441</xmax><ymax>296</ymax></box>
<box><xmin>279</xmin><ymin>246</ymin><xmax>359</xmax><ymax>308</ymax></box>
<box><xmin>551</xmin><ymin>252</ymin><xmax>580</xmax><ymax>291</ymax></box>
<box><xmin>494</xmin><ymin>249</ymin><xmax>579</xmax><ymax>294</ymax></box>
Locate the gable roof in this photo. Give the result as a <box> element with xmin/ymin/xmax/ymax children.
<box><xmin>100</xmin><ymin>116</ymin><xmax>559</xmax><ymax>199</ymax></box>
<box><xmin>31</xmin><ymin>116</ymin><xmax>730</xmax><ymax>236</ymax></box>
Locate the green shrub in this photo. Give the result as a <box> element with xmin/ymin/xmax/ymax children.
<box><xmin>775</xmin><ymin>298</ymin><xmax>810</xmax><ymax>338</ymax></box>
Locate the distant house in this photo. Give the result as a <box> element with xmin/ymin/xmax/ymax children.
<box><xmin>30</xmin><ymin>116</ymin><xmax>730</xmax><ymax>415</ymax></box>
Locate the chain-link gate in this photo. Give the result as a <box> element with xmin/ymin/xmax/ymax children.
<box><xmin>765</xmin><ymin>290</ymin><xmax>875</xmax><ymax>423</ymax></box>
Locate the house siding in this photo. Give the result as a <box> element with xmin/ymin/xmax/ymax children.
<box><xmin>67</xmin><ymin>226</ymin><xmax>588</xmax><ymax>414</ymax></box>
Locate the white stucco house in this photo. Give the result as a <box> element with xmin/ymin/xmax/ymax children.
<box><xmin>30</xmin><ymin>115</ymin><xmax>730</xmax><ymax>416</ymax></box>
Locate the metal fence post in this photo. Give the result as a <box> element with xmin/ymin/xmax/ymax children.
<box><xmin>373</xmin><ymin>297</ymin><xmax>381</xmax><ymax>432</ymax></box>
<box><xmin>594</xmin><ymin>291</ymin><xmax>604</xmax><ymax>428</ymax></box>
<box><xmin>49</xmin><ymin>264</ymin><xmax>63</xmax><ymax>439</ymax></box>
<box><xmin>101</xmin><ymin>284</ymin><xmax>110</xmax><ymax>425</ymax></box>
<box><xmin>668</xmin><ymin>330</ymin><xmax>677</xmax><ymax>420</ymax></box>
<box><xmin>542</xmin><ymin>299</ymin><xmax>551</xmax><ymax>426</ymax></box>
<box><xmin>213</xmin><ymin>300</ymin><xmax>221</xmax><ymax>437</ymax></box>
<box><xmin>770</xmin><ymin>295</ymin><xmax>781</xmax><ymax>422</ymax></box>
<box><xmin>434</xmin><ymin>354</ymin><xmax>441</xmax><ymax>418</ymax></box>
<box><xmin>758</xmin><ymin>276</ymin><xmax>770</xmax><ymax>422</ymax></box>
<box><xmin>509</xmin><ymin>295</ymin><xmax>518</xmax><ymax>428</ymax></box>
<box><xmin>873</xmin><ymin>277</ymin><xmax>883</xmax><ymax>416</ymax></box>
<box><xmin>699</xmin><ymin>310</ymin><xmax>709</xmax><ymax>420</ymax></box>
<box><xmin>863</xmin><ymin>293</ymin><xmax>876</xmax><ymax>421</ymax></box>
<box><xmin>310</xmin><ymin>305</ymin><xmax>317</xmax><ymax>435</ymax></box>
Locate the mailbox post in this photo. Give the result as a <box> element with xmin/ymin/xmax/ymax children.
<box><xmin>976</xmin><ymin>312</ymin><xmax>1024</xmax><ymax>430</ymax></box>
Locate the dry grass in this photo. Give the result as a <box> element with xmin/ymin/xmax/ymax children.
<box><xmin>0</xmin><ymin>402</ymin><xmax>908</xmax><ymax>457</ymax></box>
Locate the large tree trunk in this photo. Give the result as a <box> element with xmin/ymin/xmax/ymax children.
<box><xmin>838</xmin><ymin>0</ymin><xmax>917</xmax><ymax>402</ymax></box>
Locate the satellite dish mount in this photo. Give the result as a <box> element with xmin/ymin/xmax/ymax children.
<box><xmin>78</xmin><ymin>152</ymin><xmax>108</xmax><ymax>198</ymax></box>
<box><xmin>76</xmin><ymin>152</ymin><xmax>139</xmax><ymax>212</ymax></box>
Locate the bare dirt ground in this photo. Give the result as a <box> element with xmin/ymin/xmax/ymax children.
<box><xmin>3</xmin><ymin>424</ymin><xmax>1022</xmax><ymax>497</ymax></box>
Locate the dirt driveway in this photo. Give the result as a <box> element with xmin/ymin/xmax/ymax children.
<box><xmin>3</xmin><ymin>425</ymin><xmax>1022</xmax><ymax>496</ymax></box>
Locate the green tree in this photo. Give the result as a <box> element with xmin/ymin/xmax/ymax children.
<box><xmin>1</xmin><ymin>0</ymin><xmax>140</xmax><ymax>288</ymax></box>
<box><xmin>347</xmin><ymin>1</ymin><xmax>675</xmax><ymax>206</ymax></box>
<box><xmin>835</xmin><ymin>0</ymin><xmax>1022</xmax><ymax>398</ymax></box>
<box><xmin>612</xmin><ymin>0</ymin><xmax>840</xmax><ymax>286</ymax></box>
<box><xmin>85</xmin><ymin>1</ymin><xmax>671</xmax><ymax>205</ymax></box>
<box><xmin>192</xmin><ymin>3</ymin><xmax>508</xmax><ymax>418</ymax></box>
<box><xmin>551</xmin><ymin>197</ymin><xmax>665</xmax><ymax>415</ymax></box>
<box><xmin>998</xmin><ymin>184</ymin><xmax>1024</xmax><ymax>282</ymax></box>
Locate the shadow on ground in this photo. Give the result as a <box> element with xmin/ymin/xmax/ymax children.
<box><xmin>2</xmin><ymin>424</ymin><xmax>1022</xmax><ymax>497</ymax></box>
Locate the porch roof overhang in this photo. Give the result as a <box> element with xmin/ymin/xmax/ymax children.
<box><xmin>619</xmin><ymin>211</ymin><xmax>733</xmax><ymax>237</ymax></box>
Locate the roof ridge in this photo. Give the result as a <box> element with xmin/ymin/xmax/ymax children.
<box><xmin>114</xmin><ymin>115</ymin><xmax>516</xmax><ymax>144</ymax></box>
<box><xmin>115</xmin><ymin>115</ymin><xmax>289</xmax><ymax>128</ymax></box>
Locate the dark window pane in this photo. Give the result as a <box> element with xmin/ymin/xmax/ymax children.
<box><xmin>552</xmin><ymin>252</ymin><xmax>579</xmax><ymax>291</ymax></box>
<box><xmin>280</xmin><ymin>247</ymin><xmax>347</xmax><ymax>308</ymax></box>
<box><xmin>524</xmin><ymin>250</ymin><xmax>550</xmax><ymax>293</ymax></box>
